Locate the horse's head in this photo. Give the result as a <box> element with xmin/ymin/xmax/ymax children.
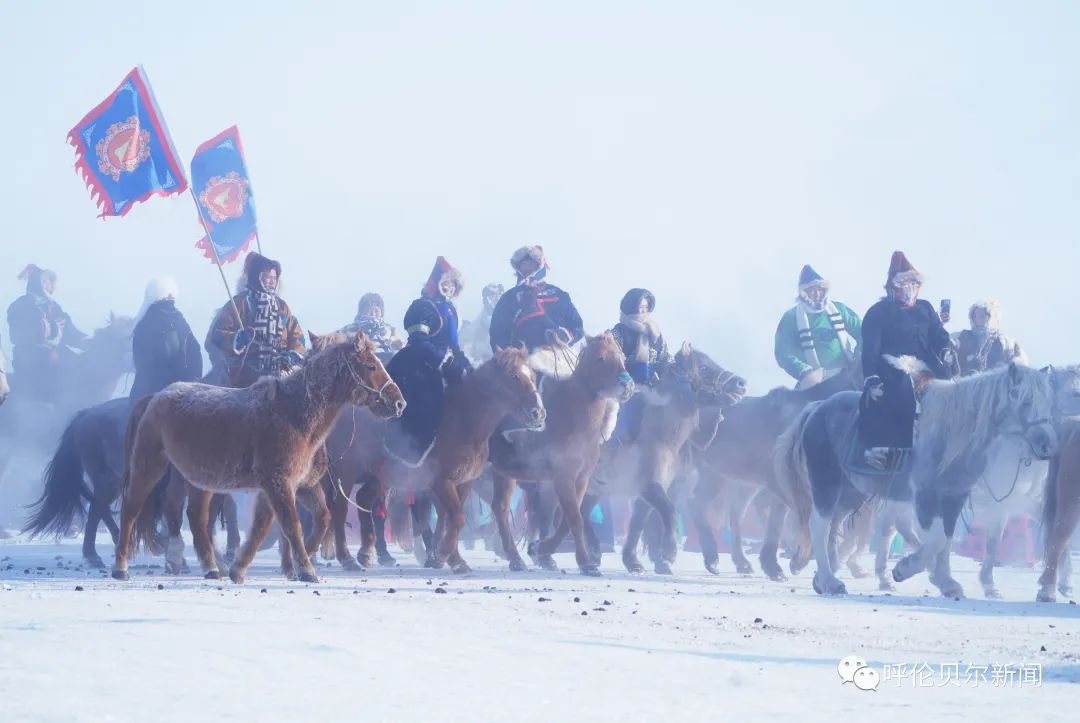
<box><xmin>575</xmin><ymin>332</ymin><xmax>634</xmax><ymax>403</ymax></box>
<box><xmin>491</xmin><ymin>345</ymin><xmax>546</xmax><ymax>430</ymax></box>
<box><xmin>1047</xmin><ymin>365</ymin><xmax>1080</xmax><ymax>421</ymax></box>
<box><xmin>313</xmin><ymin>331</ymin><xmax>406</xmax><ymax>420</ymax></box>
<box><xmin>669</xmin><ymin>342</ymin><xmax>747</xmax><ymax>407</ymax></box>
<box><xmin>1004</xmin><ymin>363</ymin><xmax>1058</xmax><ymax>460</ymax></box>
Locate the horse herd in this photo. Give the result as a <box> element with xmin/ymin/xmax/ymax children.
<box><xmin>4</xmin><ymin>323</ymin><xmax>1080</xmax><ymax>604</ymax></box>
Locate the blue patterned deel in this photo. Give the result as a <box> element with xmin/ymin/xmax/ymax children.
<box><xmin>191</xmin><ymin>126</ymin><xmax>258</xmax><ymax>264</ymax></box>
<box><xmin>67</xmin><ymin>66</ymin><xmax>187</xmax><ymax>217</ymax></box>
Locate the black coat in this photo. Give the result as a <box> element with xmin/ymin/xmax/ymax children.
<box><xmin>489</xmin><ymin>281</ymin><xmax>584</xmax><ymax>353</ymax></box>
<box><xmin>130</xmin><ymin>300</ymin><xmax>203</xmax><ymax>401</ymax></box>
<box><xmin>383</xmin><ymin>335</ymin><xmax>451</xmax><ymax>466</ymax></box>
<box><xmin>859</xmin><ymin>298</ymin><xmax>952</xmax><ymax>449</ymax></box>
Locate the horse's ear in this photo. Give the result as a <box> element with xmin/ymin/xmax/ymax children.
<box><xmin>680</xmin><ymin>341</ymin><xmax>693</xmax><ymax>356</ymax></box>
<box><xmin>109</xmin><ymin>311</ymin><xmax>116</xmax><ymax>325</ymax></box>
<box><xmin>309</xmin><ymin>331</ymin><xmax>321</xmax><ymax>348</ymax></box>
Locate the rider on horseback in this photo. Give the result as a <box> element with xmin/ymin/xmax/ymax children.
<box><xmin>205</xmin><ymin>252</ymin><xmax>306</xmax><ymax>388</ymax></box>
<box><xmin>609</xmin><ymin>287</ymin><xmax>670</xmax><ymax>445</ymax></box>
<box><xmin>384</xmin><ymin>257</ymin><xmax>470</xmax><ymax>466</ymax></box>
<box><xmin>460</xmin><ymin>282</ymin><xmax>505</xmax><ymax>364</ymax></box>
<box><xmin>6</xmin><ymin>264</ymin><xmax>88</xmax><ymax>403</ymax></box>
<box><xmin>489</xmin><ymin>246</ymin><xmax>584</xmax><ymax>353</ymax></box>
<box><xmin>774</xmin><ymin>265</ymin><xmax>861</xmax><ymax>391</ymax></box>
<box><xmin>859</xmin><ymin>251</ymin><xmax>954</xmax><ymax>470</ymax></box>
<box><xmin>340</xmin><ymin>292</ymin><xmax>404</xmax><ymax>358</ymax></box>
<box><xmin>130</xmin><ymin>277</ymin><xmax>203</xmax><ymax>401</ymax></box>
<box><xmin>953</xmin><ymin>300</ymin><xmax>1027</xmax><ymax>376</ymax></box>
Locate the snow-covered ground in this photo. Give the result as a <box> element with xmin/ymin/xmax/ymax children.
<box><xmin>1</xmin><ymin>535</ymin><xmax>1077</xmax><ymax>723</ymax></box>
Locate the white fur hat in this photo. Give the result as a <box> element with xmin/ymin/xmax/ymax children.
<box><xmin>136</xmin><ymin>276</ymin><xmax>180</xmax><ymax>321</ymax></box>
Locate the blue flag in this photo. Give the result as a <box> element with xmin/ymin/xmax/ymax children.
<box><xmin>191</xmin><ymin>126</ymin><xmax>258</xmax><ymax>264</ymax></box>
<box><xmin>67</xmin><ymin>66</ymin><xmax>187</xmax><ymax>217</ymax></box>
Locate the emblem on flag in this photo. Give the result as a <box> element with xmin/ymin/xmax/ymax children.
<box><xmin>67</xmin><ymin>66</ymin><xmax>187</xmax><ymax>217</ymax></box>
<box><xmin>191</xmin><ymin>126</ymin><xmax>258</xmax><ymax>264</ymax></box>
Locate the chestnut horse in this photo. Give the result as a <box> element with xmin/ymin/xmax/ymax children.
<box><xmin>112</xmin><ymin>332</ymin><xmax>405</xmax><ymax>583</ymax></box>
<box><xmin>489</xmin><ymin>333</ymin><xmax>633</xmax><ymax>575</ymax></box>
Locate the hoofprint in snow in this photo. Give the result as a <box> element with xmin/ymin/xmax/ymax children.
<box><xmin>1</xmin><ymin>536</ymin><xmax>1077</xmax><ymax>723</ymax></box>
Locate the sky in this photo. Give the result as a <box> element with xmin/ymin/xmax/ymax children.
<box><xmin>1</xmin><ymin>1</ymin><xmax>1078</xmax><ymax>392</ymax></box>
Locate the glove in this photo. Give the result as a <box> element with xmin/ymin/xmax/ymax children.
<box><xmin>233</xmin><ymin>328</ymin><xmax>255</xmax><ymax>353</ymax></box>
<box><xmin>864</xmin><ymin>375</ymin><xmax>884</xmax><ymax>402</ymax></box>
<box><xmin>284</xmin><ymin>351</ymin><xmax>304</xmax><ymax>369</ymax></box>
<box><xmin>795</xmin><ymin>367</ymin><xmax>826</xmax><ymax>391</ymax></box>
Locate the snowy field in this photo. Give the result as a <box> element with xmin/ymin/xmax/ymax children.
<box><xmin>1</xmin><ymin>535</ymin><xmax>1078</xmax><ymax>723</ymax></box>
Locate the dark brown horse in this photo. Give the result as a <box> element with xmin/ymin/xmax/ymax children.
<box><xmin>489</xmin><ymin>333</ymin><xmax>634</xmax><ymax>575</ymax></box>
<box><xmin>112</xmin><ymin>332</ymin><xmax>404</xmax><ymax>583</ymax></box>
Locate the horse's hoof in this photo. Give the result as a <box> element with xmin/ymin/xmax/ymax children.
<box><xmin>298</xmin><ymin>571</ymin><xmax>320</xmax><ymax>584</ymax></box>
<box><xmin>580</xmin><ymin>565</ymin><xmax>602</xmax><ymax>577</ymax></box>
<box><xmin>111</xmin><ymin>569</ymin><xmax>129</xmax><ymax>581</ymax></box>
<box><xmin>451</xmin><ymin>560</ymin><xmax>472</xmax><ymax>575</ymax></box>
<box><xmin>654</xmin><ymin>561</ymin><xmax>674</xmax><ymax>576</ymax></box>
<box><xmin>1037</xmin><ymin>589</ymin><xmax>1057</xmax><ymax>603</ymax></box>
<box><xmin>425</xmin><ymin>556</ymin><xmax>445</xmax><ymax>570</ymax></box>
<box><xmin>878</xmin><ymin>579</ymin><xmax>895</xmax><ymax>592</ymax></box>
<box><xmin>377</xmin><ymin>551</ymin><xmax>397</xmax><ymax>567</ymax></box>
<box><xmin>704</xmin><ymin>561</ymin><xmax>720</xmax><ymax>576</ymax></box>
<box><xmin>983</xmin><ymin>587</ymin><xmax>1002</xmax><ymax>600</ymax></box>
<box><xmin>626</xmin><ymin>562</ymin><xmax>645</xmax><ymax>575</ymax></box>
<box><xmin>789</xmin><ymin>555</ymin><xmax>810</xmax><ymax>576</ymax></box>
<box><xmin>508</xmin><ymin>559</ymin><xmax>529</xmax><ymax>572</ymax></box>
<box><xmin>761</xmin><ymin>561</ymin><xmax>787</xmax><ymax>582</ymax></box>
<box><xmin>85</xmin><ymin>555</ymin><xmax>106</xmax><ymax>570</ymax></box>
<box><xmin>813</xmin><ymin>572</ymin><xmax>846</xmax><ymax>596</ymax></box>
<box><xmin>229</xmin><ymin>569</ymin><xmax>245</xmax><ymax>585</ymax></box>
<box><xmin>356</xmin><ymin>552</ymin><xmax>374</xmax><ymax>569</ymax></box>
<box><xmin>204</xmin><ymin>570</ymin><xmax>221</xmax><ymax>580</ymax></box>
<box><xmin>735</xmin><ymin>560</ymin><xmax>754</xmax><ymax>576</ymax></box>
<box><xmin>847</xmin><ymin>562</ymin><xmax>869</xmax><ymax>579</ymax></box>
<box><xmin>1059</xmin><ymin>584</ymin><xmax>1074</xmax><ymax>598</ymax></box>
<box><xmin>339</xmin><ymin>557</ymin><xmax>362</xmax><ymax>572</ymax></box>
<box><xmin>892</xmin><ymin>556</ymin><xmax>918</xmax><ymax>583</ymax></box>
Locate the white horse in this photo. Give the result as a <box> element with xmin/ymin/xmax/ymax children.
<box><xmin>892</xmin><ymin>363</ymin><xmax>1080</xmax><ymax>598</ymax></box>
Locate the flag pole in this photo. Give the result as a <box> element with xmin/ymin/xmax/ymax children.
<box><xmin>254</xmin><ymin>229</ymin><xmax>263</xmax><ymax>255</ymax></box>
<box><xmin>188</xmin><ymin>187</ymin><xmax>243</xmax><ymax>327</ymax></box>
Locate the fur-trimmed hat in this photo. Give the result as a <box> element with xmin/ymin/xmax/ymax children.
<box><xmin>798</xmin><ymin>265</ymin><xmax>828</xmax><ymax>290</ymax></box>
<box><xmin>885</xmin><ymin>251</ymin><xmax>923</xmax><ymax>289</ymax></box>
<box><xmin>137</xmin><ymin>276</ymin><xmax>180</xmax><ymax>321</ymax></box>
<box><xmin>968</xmin><ymin>300</ymin><xmax>1001</xmax><ymax>329</ymax></box>
<box><xmin>17</xmin><ymin>264</ymin><xmax>57</xmax><ymax>296</ymax></box>
<box><xmin>357</xmin><ymin>292</ymin><xmax>385</xmax><ymax>317</ymax></box>
<box><xmin>619</xmin><ymin>288</ymin><xmax>656</xmax><ymax>315</ymax></box>
<box><xmin>242</xmin><ymin>252</ymin><xmax>282</xmax><ymax>293</ymax></box>
<box><xmin>422</xmin><ymin>256</ymin><xmax>463</xmax><ymax>300</ymax></box>
<box><xmin>510</xmin><ymin>245</ymin><xmax>547</xmax><ymax>279</ymax></box>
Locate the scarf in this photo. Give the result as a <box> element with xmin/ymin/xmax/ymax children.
<box><xmin>250</xmin><ymin>290</ymin><xmax>280</xmax><ymax>374</ymax></box>
<box><xmin>619</xmin><ymin>312</ymin><xmax>661</xmax><ymax>363</ymax></box>
<box><xmin>795</xmin><ymin>300</ymin><xmax>856</xmax><ymax>368</ymax></box>
<box><xmin>517</xmin><ymin>266</ymin><xmax>548</xmax><ymax>287</ymax></box>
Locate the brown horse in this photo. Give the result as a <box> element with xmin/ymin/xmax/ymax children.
<box><xmin>589</xmin><ymin>343</ymin><xmax>747</xmax><ymax>574</ymax></box>
<box><xmin>1039</xmin><ymin>422</ymin><xmax>1080</xmax><ymax>602</ymax></box>
<box><xmin>112</xmin><ymin>332</ymin><xmax>405</xmax><ymax>583</ymax></box>
<box><xmin>488</xmin><ymin>333</ymin><xmax>633</xmax><ymax>575</ymax></box>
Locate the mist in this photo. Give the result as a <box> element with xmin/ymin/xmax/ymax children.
<box><xmin>2</xmin><ymin>1</ymin><xmax>1078</xmax><ymax>393</ymax></box>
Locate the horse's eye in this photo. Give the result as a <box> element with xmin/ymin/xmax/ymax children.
<box><xmin>365</xmin><ymin>363</ymin><xmax>377</xmax><ymax>371</ymax></box>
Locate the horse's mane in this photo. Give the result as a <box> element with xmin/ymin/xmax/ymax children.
<box><xmin>918</xmin><ymin>364</ymin><xmax>1052</xmax><ymax>474</ymax></box>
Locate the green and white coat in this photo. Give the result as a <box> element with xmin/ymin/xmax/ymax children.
<box><xmin>773</xmin><ymin>301</ymin><xmax>862</xmax><ymax>381</ymax></box>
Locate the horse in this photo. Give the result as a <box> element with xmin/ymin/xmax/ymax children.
<box><xmin>487</xmin><ymin>333</ymin><xmax>634</xmax><ymax>575</ymax></box>
<box><xmin>111</xmin><ymin>332</ymin><xmax>405</xmax><ymax>583</ymax></box>
<box><xmin>587</xmin><ymin>343</ymin><xmax>747</xmax><ymax>574</ymax></box>
<box><xmin>775</xmin><ymin>360</ymin><xmax>1064</xmax><ymax>596</ymax></box>
<box><xmin>690</xmin><ymin>373</ymin><xmax>855</xmax><ymax>580</ymax></box>
<box><xmin>890</xmin><ymin>363</ymin><xmax>1080</xmax><ymax>598</ymax></box>
<box><xmin>1040</xmin><ymin>421</ymin><xmax>1080</xmax><ymax>602</ymax></box>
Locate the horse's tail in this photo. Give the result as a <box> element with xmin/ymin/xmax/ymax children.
<box><xmin>124</xmin><ymin>395</ymin><xmax>165</xmax><ymax>554</ymax></box>
<box><xmin>23</xmin><ymin>412</ymin><xmax>90</xmax><ymax>539</ymax></box>
<box><xmin>771</xmin><ymin>402</ymin><xmax>818</xmax><ymax>529</ymax></box>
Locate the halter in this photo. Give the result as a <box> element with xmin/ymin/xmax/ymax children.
<box><xmin>344</xmin><ymin>354</ymin><xmax>395</xmax><ymax>407</ymax></box>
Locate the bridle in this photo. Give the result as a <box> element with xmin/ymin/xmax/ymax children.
<box><xmin>344</xmin><ymin>354</ymin><xmax>395</xmax><ymax>407</ymax></box>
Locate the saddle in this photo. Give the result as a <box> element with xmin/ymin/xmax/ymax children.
<box><xmin>843</xmin><ymin>429</ymin><xmax>912</xmax><ymax>477</ymax></box>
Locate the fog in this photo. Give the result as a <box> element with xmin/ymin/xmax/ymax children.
<box><xmin>2</xmin><ymin>1</ymin><xmax>1078</xmax><ymax>393</ymax></box>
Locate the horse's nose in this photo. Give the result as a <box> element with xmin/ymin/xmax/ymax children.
<box><xmin>394</xmin><ymin>399</ymin><xmax>407</xmax><ymax>418</ymax></box>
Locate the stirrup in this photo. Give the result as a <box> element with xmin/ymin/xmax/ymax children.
<box><xmin>864</xmin><ymin>447</ymin><xmax>891</xmax><ymax>471</ymax></box>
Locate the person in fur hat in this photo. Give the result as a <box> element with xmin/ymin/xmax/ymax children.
<box><xmin>489</xmin><ymin>245</ymin><xmax>584</xmax><ymax>353</ymax></box>
<box><xmin>611</xmin><ymin>288</ymin><xmax>669</xmax><ymax>386</ymax></box>
<box><xmin>205</xmin><ymin>252</ymin><xmax>306</xmax><ymax>388</ymax></box>
<box><xmin>130</xmin><ymin>277</ymin><xmax>202</xmax><ymax>401</ymax></box>
<box><xmin>953</xmin><ymin>300</ymin><xmax>1026</xmax><ymax>376</ymax></box>
<box><xmin>340</xmin><ymin>292</ymin><xmax>403</xmax><ymax>359</ymax></box>
<box><xmin>6</xmin><ymin>264</ymin><xmax>88</xmax><ymax>403</ymax></box>
<box><xmin>382</xmin><ymin>258</ymin><xmax>471</xmax><ymax>466</ymax></box>
<box><xmin>774</xmin><ymin>265</ymin><xmax>862</xmax><ymax>391</ymax></box>
<box><xmin>460</xmin><ymin>282</ymin><xmax>505</xmax><ymax>364</ymax></box>
<box><xmin>859</xmin><ymin>251</ymin><xmax>953</xmax><ymax>469</ymax></box>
